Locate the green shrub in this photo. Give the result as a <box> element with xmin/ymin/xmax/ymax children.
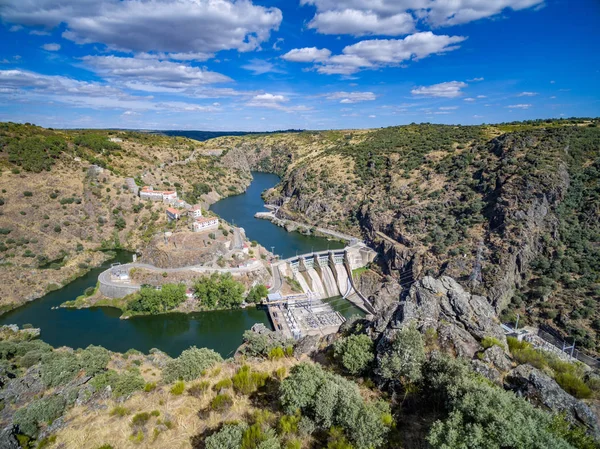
<box><xmin>23</xmin><ymin>191</ymin><xmax>33</xmax><ymax>197</ymax></box>
<box><xmin>555</xmin><ymin>372</ymin><xmax>592</xmax><ymax>399</ymax></box>
<box><xmin>79</xmin><ymin>345</ymin><xmax>110</xmax><ymax>376</ymax></box>
<box><xmin>162</xmin><ymin>346</ymin><xmax>223</xmax><ymax>383</ymax></box>
<box><xmin>193</xmin><ymin>273</ymin><xmax>245</xmax><ymax>309</ymax></box>
<box><xmin>110</xmin><ymin>406</ymin><xmax>130</xmax><ymax>417</ymax></box>
<box><xmin>481</xmin><ymin>336</ymin><xmax>505</xmax><ymax>350</ymax></box>
<box><xmin>13</xmin><ymin>395</ymin><xmax>66</xmax><ymax>437</ymax></box>
<box><xmin>378</xmin><ymin>326</ymin><xmax>425</xmax><ymax>385</ymax></box>
<box><xmin>40</xmin><ymin>351</ymin><xmax>80</xmax><ymax>387</ymax></box>
<box><xmin>131</xmin><ymin>412</ymin><xmax>150</xmax><ymax>427</ymax></box>
<box><xmin>268</xmin><ymin>346</ymin><xmax>285</xmax><ymax>360</ymax></box>
<box><xmin>170</xmin><ymin>380</ymin><xmax>185</xmax><ymax>395</ymax></box>
<box><xmin>278</xmin><ymin>414</ymin><xmax>300</xmax><ymax>436</ymax></box>
<box><xmin>210</xmin><ymin>393</ymin><xmax>233</xmax><ymax>412</ymax></box>
<box><xmin>232</xmin><ymin>365</ymin><xmax>269</xmax><ymax>395</ymax></box>
<box><xmin>213</xmin><ymin>378</ymin><xmax>233</xmax><ymax>392</ymax></box>
<box><xmin>188</xmin><ymin>381</ymin><xmax>210</xmax><ymax>397</ymax></box>
<box><xmin>205</xmin><ymin>423</ymin><xmax>246</xmax><ymax>449</ymax></box>
<box><xmin>144</xmin><ymin>382</ymin><xmax>157</xmax><ymax>392</ymax></box>
<box><xmin>333</xmin><ymin>334</ymin><xmax>374</xmax><ymax>375</ymax></box>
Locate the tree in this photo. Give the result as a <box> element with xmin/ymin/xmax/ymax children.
<box><xmin>333</xmin><ymin>334</ymin><xmax>374</xmax><ymax>375</ymax></box>
<box><xmin>378</xmin><ymin>326</ymin><xmax>425</xmax><ymax>385</ymax></box>
<box><xmin>193</xmin><ymin>273</ymin><xmax>245</xmax><ymax>309</ymax></box>
<box><xmin>162</xmin><ymin>346</ymin><xmax>223</xmax><ymax>382</ymax></box>
<box><xmin>247</xmin><ymin>284</ymin><xmax>269</xmax><ymax>303</ymax></box>
<box><xmin>206</xmin><ymin>423</ymin><xmax>247</xmax><ymax>449</ymax></box>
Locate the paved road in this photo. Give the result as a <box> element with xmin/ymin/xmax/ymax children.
<box><xmin>254</xmin><ymin>211</ymin><xmax>359</xmax><ymax>242</ymax></box>
<box><xmin>99</xmin><ymin>260</ymin><xmax>265</xmax><ymax>290</ymax></box>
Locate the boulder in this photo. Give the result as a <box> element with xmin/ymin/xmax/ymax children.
<box><xmin>293</xmin><ymin>335</ymin><xmax>321</xmax><ymax>359</ymax></box>
<box><xmin>471</xmin><ymin>360</ymin><xmax>502</xmax><ymax>385</ymax></box>
<box><xmin>505</xmin><ymin>364</ymin><xmax>600</xmax><ymax>436</ymax></box>
<box><xmin>374</xmin><ymin>276</ymin><xmax>506</xmax><ymax>359</ymax></box>
<box><xmin>482</xmin><ymin>345</ymin><xmax>513</xmax><ymax>373</ymax></box>
<box><xmin>0</xmin><ymin>426</ymin><xmax>19</xmax><ymax>449</ymax></box>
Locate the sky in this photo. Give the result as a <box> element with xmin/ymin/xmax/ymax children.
<box><xmin>0</xmin><ymin>0</ymin><xmax>599</xmax><ymax>131</ymax></box>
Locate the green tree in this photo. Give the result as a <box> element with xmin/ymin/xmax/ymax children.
<box><xmin>333</xmin><ymin>334</ymin><xmax>374</xmax><ymax>375</ymax></box>
<box><xmin>246</xmin><ymin>284</ymin><xmax>269</xmax><ymax>303</ymax></box>
<box><xmin>378</xmin><ymin>326</ymin><xmax>425</xmax><ymax>385</ymax></box>
<box><xmin>162</xmin><ymin>346</ymin><xmax>223</xmax><ymax>383</ymax></box>
<box><xmin>193</xmin><ymin>273</ymin><xmax>245</xmax><ymax>309</ymax></box>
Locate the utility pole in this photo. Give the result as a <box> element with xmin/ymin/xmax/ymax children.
<box><xmin>514</xmin><ymin>313</ymin><xmax>520</xmax><ymax>331</ymax></box>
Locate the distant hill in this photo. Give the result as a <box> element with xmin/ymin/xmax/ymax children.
<box><xmin>158</xmin><ymin>129</ymin><xmax>305</xmax><ymax>142</ymax></box>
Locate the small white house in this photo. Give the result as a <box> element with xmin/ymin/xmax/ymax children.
<box><xmin>166</xmin><ymin>207</ymin><xmax>181</xmax><ymax>221</ymax></box>
<box><xmin>190</xmin><ymin>205</ymin><xmax>203</xmax><ymax>219</ymax></box>
<box><xmin>191</xmin><ymin>216</ymin><xmax>219</xmax><ymax>232</ymax></box>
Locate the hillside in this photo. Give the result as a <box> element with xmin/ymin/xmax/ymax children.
<box><xmin>0</xmin><ymin>123</ymin><xmax>252</xmax><ymax>312</ymax></box>
<box><xmin>198</xmin><ymin>119</ymin><xmax>600</xmax><ymax>353</ymax></box>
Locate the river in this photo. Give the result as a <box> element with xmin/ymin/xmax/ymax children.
<box><xmin>0</xmin><ymin>172</ymin><xmax>360</xmax><ymax>357</ymax></box>
<box><xmin>211</xmin><ymin>172</ymin><xmax>345</xmax><ymax>259</ymax></box>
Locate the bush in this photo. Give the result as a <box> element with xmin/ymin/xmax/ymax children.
<box><xmin>481</xmin><ymin>336</ymin><xmax>505</xmax><ymax>350</ymax></box>
<box><xmin>210</xmin><ymin>393</ymin><xmax>233</xmax><ymax>412</ymax></box>
<box><xmin>23</xmin><ymin>191</ymin><xmax>33</xmax><ymax>197</ymax></box>
<box><xmin>80</xmin><ymin>345</ymin><xmax>110</xmax><ymax>376</ymax></box>
<box><xmin>40</xmin><ymin>351</ymin><xmax>80</xmax><ymax>387</ymax></box>
<box><xmin>268</xmin><ymin>346</ymin><xmax>285</xmax><ymax>360</ymax></box>
<box><xmin>144</xmin><ymin>382</ymin><xmax>157</xmax><ymax>392</ymax></box>
<box><xmin>13</xmin><ymin>395</ymin><xmax>67</xmax><ymax>437</ymax></box>
<box><xmin>205</xmin><ymin>423</ymin><xmax>247</xmax><ymax>449</ymax></box>
<box><xmin>131</xmin><ymin>412</ymin><xmax>150</xmax><ymax>427</ymax></box>
<box><xmin>280</xmin><ymin>363</ymin><xmax>390</xmax><ymax>449</ymax></box>
<box><xmin>162</xmin><ymin>346</ymin><xmax>223</xmax><ymax>383</ymax></box>
<box><xmin>333</xmin><ymin>334</ymin><xmax>374</xmax><ymax>375</ymax></box>
<box><xmin>378</xmin><ymin>326</ymin><xmax>425</xmax><ymax>385</ymax></box>
<box><xmin>188</xmin><ymin>381</ymin><xmax>210</xmax><ymax>397</ymax></box>
<box><xmin>246</xmin><ymin>284</ymin><xmax>268</xmax><ymax>303</ymax></box>
<box><xmin>555</xmin><ymin>372</ymin><xmax>592</xmax><ymax>399</ymax></box>
<box><xmin>213</xmin><ymin>378</ymin><xmax>233</xmax><ymax>391</ymax></box>
<box><xmin>232</xmin><ymin>365</ymin><xmax>269</xmax><ymax>395</ymax></box>
<box><xmin>242</xmin><ymin>330</ymin><xmax>293</xmax><ymax>358</ymax></box>
<box><xmin>110</xmin><ymin>406</ymin><xmax>130</xmax><ymax>417</ymax></box>
<box><xmin>170</xmin><ymin>380</ymin><xmax>185</xmax><ymax>395</ymax></box>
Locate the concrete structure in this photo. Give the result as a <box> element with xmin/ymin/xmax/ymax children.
<box><xmin>125</xmin><ymin>178</ymin><xmax>139</xmax><ymax>196</ymax></box>
<box><xmin>166</xmin><ymin>207</ymin><xmax>181</xmax><ymax>221</ymax></box>
<box><xmin>190</xmin><ymin>205</ymin><xmax>203</xmax><ymax>218</ymax></box>
<box><xmin>192</xmin><ymin>216</ymin><xmax>219</xmax><ymax>232</ymax></box>
<box><xmin>109</xmin><ymin>137</ymin><xmax>123</xmax><ymax>143</ymax></box>
<box><xmin>140</xmin><ymin>186</ymin><xmax>178</xmax><ymax>202</ymax></box>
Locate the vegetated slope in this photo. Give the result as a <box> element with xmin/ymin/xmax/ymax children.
<box><xmin>0</xmin><ymin>123</ymin><xmax>252</xmax><ymax>312</ymax></box>
<box><xmin>204</xmin><ymin>119</ymin><xmax>600</xmax><ymax>353</ymax></box>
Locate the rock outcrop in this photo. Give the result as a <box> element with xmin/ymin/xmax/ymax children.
<box><xmin>374</xmin><ymin>276</ymin><xmax>506</xmax><ymax>359</ymax></box>
<box><xmin>505</xmin><ymin>364</ymin><xmax>600</xmax><ymax>437</ymax></box>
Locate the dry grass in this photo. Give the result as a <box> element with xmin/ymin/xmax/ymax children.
<box><xmin>53</xmin><ymin>357</ymin><xmax>300</xmax><ymax>449</ymax></box>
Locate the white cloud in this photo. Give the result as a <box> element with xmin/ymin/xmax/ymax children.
<box><xmin>300</xmin><ymin>0</ymin><xmax>544</xmax><ymax>32</ymax></box>
<box><xmin>476</xmin><ymin>95</ymin><xmax>487</xmax><ymax>98</ymax></box>
<box><xmin>325</xmin><ymin>91</ymin><xmax>376</xmax><ymax>103</ymax></box>
<box><xmin>517</xmin><ymin>91</ymin><xmax>538</xmax><ymax>96</ymax></box>
<box><xmin>246</xmin><ymin>93</ymin><xmax>311</xmax><ymax>113</ymax></box>
<box><xmin>0</xmin><ymin>0</ymin><xmax>282</xmax><ymax>54</ymax></box>
<box><xmin>307</xmin><ymin>9</ymin><xmax>414</xmax><ymax>36</ymax></box>
<box><xmin>439</xmin><ymin>106</ymin><xmax>458</xmax><ymax>110</ymax></box>
<box><xmin>242</xmin><ymin>59</ymin><xmax>285</xmax><ymax>75</ymax></box>
<box><xmin>41</xmin><ymin>43</ymin><xmax>61</xmax><ymax>51</ymax></box>
<box><xmin>289</xmin><ymin>32</ymin><xmax>466</xmax><ymax>75</ymax></box>
<box><xmin>281</xmin><ymin>47</ymin><xmax>332</xmax><ymax>63</ymax></box>
<box><xmin>81</xmin><ymin>55</ymin><xmax>231</xmax><ymax>89</ymax></box>
<box><xmin>411</xmin><ymin>81</ymin><xmax>467</xmax><ymax>98</ymax></box>
<box><xmin>507</xmin><ymin>104</ymin><xmax>532</xmax><ymax>109</ymax></box>
<box><xmin>368</xmin><ymin>114</ymin><xmax>376</xmax><ymax>118</ymax></box>
<box><xmin>468</xmin><ymin>77</ymin><xmax>484</xmax><ymax>82</ymax></box>
<box><xmin>0</xmin><ymin>68</ymin><xmax>221</xmax><ymax>113</ymax></box>
<box><xmin>464</xmin><ymin>97</ymin><xmax>475</xmax><ymax>102</ymax></box>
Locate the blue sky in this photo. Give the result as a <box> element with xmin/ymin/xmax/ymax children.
<box><xmin>0</xmin><ymin>0</ymin><xmax>599</xmax><ymax>131</ymax></box>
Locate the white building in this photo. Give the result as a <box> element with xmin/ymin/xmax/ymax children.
<box><xmin>166</xmin><ymin>207</ymin><xmax>181</xmax><ymax>221</ymax></box>
<box><xmin>192</xmin><ymin>216</ymin><xmax>219</xmax><ymax>232</ymax></box>
<box><xmin>140</xmin><ymin>186</ymin><xmax>178</xmax><ymax>202</ymax></box>
<box><xmin>190</xmin><ymin>205</ymin><xmax>203</xmax><ymax>219</ymax></box>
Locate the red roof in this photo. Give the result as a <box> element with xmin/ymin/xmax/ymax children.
<box><xmin>166</xmin><ymin>207</ymin><xmax>180</xmax><ymax>214</ymax></box>
<box><xmin>195</xmin><ymin>216</ymin><xmax>218</xmax><ymax>224</ymax></box>
<box><xmin>191</xmin><ymin>205</ymin><xmax>202</xmax><ymax>211</ymax></box>
<box><xmin>162</xmin><ymin>191</ymin><xmax>176</xmax><ymax>195</ymax></box>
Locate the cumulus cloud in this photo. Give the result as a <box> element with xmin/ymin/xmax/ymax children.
<box><xmin>41</xmin><ymin>43</ymin><xmax>61</xmax><ymax>51</ymax></box>
<box><xmin>439</xmin><ymin>106</ymin><xmax>458</xmax><ymax>110</ymax></box>
<box><xmin>286</xmin><ymin>32</ymin><xmax>465</xmax><ymax>75</ymax></box>
<box><xmin>281</xmin><ymin>47</ymin><xmax>332</xmax><ymax>63</ymax></box>
<box><xmin>411</xmin><ymin>81</ymin><xmax>467</xmax><ymax>98</ymax></box>
<box><xmin>325</xmin><ymin>91</ymin><xmax>376</xmax><ymax>103</ymax></box>
<box><xmin>0</xmin><ymin>0</ymin><xmax>282</xmax><ymax>54</ymax></box>
<box><xmin>307</xmin><ymin>9</ymin><xmax>414</xmax><ymax>36</ymax></box>
<box><xmin>300</xmin><ymin>0</ymin><xmax>544</xmax><ymax>32</ymax></box>
<box><xmin>246</xmin><ymin>93</ymin><xmax>311</xmax><ymax>112</ymax></box>
<box><xmin>81</xmin><ymin>55</ymin><xmax>231</xmax><ymax>90</ymax></box>
<box><xmin>507</xmin><ymin>103</ymin><xmax>532</xmax><ymax>109</ymax></box>
<box><xmin>518</xmin><ymin>91</ymin><xmax>538</xmax><ymax>96</ymax></box>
